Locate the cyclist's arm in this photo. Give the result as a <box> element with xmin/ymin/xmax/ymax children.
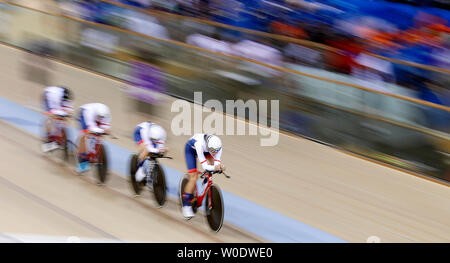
<box><xmin>46</xmin><ymin>98</ymin><xmax>60</xmax><ymax>116</ymax></box>
<box><xmin>98</xmin><ymin>114</ymin><xmax>111</xmax><ymax>133</ymax></box>
<box><xmin>46</xmin><ymin>92</ymin><xmax>59</xmax><ymax>112</ymax></box>
<box><xmin>89</xmin><ymin>127</ymin><xmax>104</xmax><ymax>134</ymax></box>
<box><xmin>146</xmin><ymin>144</ymin><xmax>160</xmax><ymax>154</ymax></box>
<box><xmin>62</xmin><ymin>101</ymin><xmax>74</xmax><ymax>115</ymax></box>
<box><xmin>51</xmin><ymin>109</ymin><xmax>68</xmax><ymax>118</ymax></box>
<box><xmin>195</xmin><ymin>142</ymin><xmax>215</xmax><ymax>171</ymax></box>
<box><xmin>84</xmin><ymin>111</ymin><xmax>103</xmax><ymax>134</ymax></box>
<box><xmin>155</xmin><ymin>140</ymin><xmax>166</xmax><ymax>153</ymax></box>
<box><xmin>98</xmin><ymin>124</ymin><xmax>111</xmax><ymax>134</ymax></box>
<box><xmin>156</xmin><ymin>132</ymin><xmax>167</xmax><ymax>152</ymax></box>
<box><xmin>213</xmin><ymin>148</ymin><xmax>222</xmax><ymax>167</ymax></box>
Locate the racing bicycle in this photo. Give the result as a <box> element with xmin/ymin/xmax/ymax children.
<box><xmin>41</xmin><ymin>114</ymin><xmax>71</xmax><ymax>162</ymax></box>
<box><xmin>178</xmin><ymin>170</ymin><xmax>230</xmax><ymax>232</ymax></box>
<box><xmin>129</xmin><ymin>153</ymin><xmax>171</xmax><ymax>207</ymax></box>
<box><xmin>75</xmin><ymin>132</ymin><xmax>111</xmax><ymax>184</ymax></box>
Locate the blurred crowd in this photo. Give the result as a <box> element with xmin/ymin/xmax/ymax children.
<box><xmin>50</xmin><ymin>0</ymin><xmax>450</xmax><ymax>106</ymax></box>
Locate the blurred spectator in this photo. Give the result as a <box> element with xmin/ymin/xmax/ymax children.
<box><xmin>284</xmin><ymin>42</ymin><xmax>323</xmax><ymax>68</ymax></box>
<box><xmin>324</xmin><ymin>34</ymin><xmax>361</xmax><ymax>74</ymax></box>
<box><xmin>126</xmin><ymin>13</ymin><xmax>170</xmax><ymax>40</ymax></box>
<box><xmin>186</xmin><ymin>33</ymin><xmax>232</xmax><ymax>55</ymax></box>
<box><xmin>304</xmin><ymin>23</ymin><xmax>329</xmax><ymax>44</ymax></box>
<box><xmin>351</xmin><ymin>51</ymin><xmax>396</xmax><ymax>92</ymax></box>
<box><xmin>323</xmin><ymin>49</ymin><xmax>356</xmax><ymax>75</ymax></box>
<box><xmin>430</xmin><ymin>34</ymin><xmax>450</xmax><ymax>89</ymax></box>
<box><xmin>197</xmin><ymin>0</ymin><xmax>211</xmax><ymax>16</ymax></box>
<box><xmin>149</xmin><ymin>0</ymin><xmax>178</xmax><ymax>12</ymax></box>
<box><xmin>120</xmin><ymin>0</ymin><xmax>152</xmax><ymax>8</ymax></box>
<box><xmin>431</xmin><ymin>33</ymin><xmax>450</xmax><ymax>68</ymax></box>
<box><xmin>71</xmin><ymin>0</ymin><xmax>101</xmax><ymax>22</ymax></box>
<box><xmin>231</xmin><ymin>38</ymin><xmax>283</xmax><ymax>77</ymax></box>
<box><xmin>208</xmin><ymin>0</ymin><xmax>242</xmax><ymax>24</ymax></box>
<box><xmin>177</xmin><ymin>0</ymin><xmax>202</xmax><ymax>17</ymax></box>
<box><xmin>23</xmin><ymin>0</ymin><xmax>450</xmax><ymax>90</ymax></box>
<box><xmin>51</xmin><ymin>0</ymin><xmax>450</xmax><ymax>77</ymax></box>
<box><xmin>270</xmin><ymin>20</ymin><xmax>307</xmax><ymax>39</ymax></box>
<box><xmin>80</xmin><ymin>27</ymin><xmax>119</xmax><ymax>54</ymax></box>
<box><xmin>414</xmin><ymin>75</ymin><xmax>449</xmax><ymax>131</ymax></box>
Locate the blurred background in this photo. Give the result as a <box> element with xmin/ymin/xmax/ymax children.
<box><xmin>0</xmin><ymin>0</ymin><xmax>449</xmax><ymax>181</ymax></box>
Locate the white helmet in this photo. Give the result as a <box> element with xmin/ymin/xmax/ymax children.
<box><xmin>149</xmin><ymin>124</ymin><xmax>166</xmax><ymax>141</ymax></box>
<box><xmin>96</xmin><ymin>104</ymin><xmax>110</xmax><ymax>120</ymax></box>
<box><xmin>206</xmin><ymin>134</ymin><xmax>222</xmax><ymax>153</ymax></box>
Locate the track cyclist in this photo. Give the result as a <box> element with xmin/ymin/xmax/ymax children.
<box><xmin>181</xmin><ymin>134</ymin><xmax>225</xmax><ymax>219</ymax></box>
<box><xmin>76</xmin><ymin>103</ymin><xmax>111</xmax><ymax>173</ymax></box>
<box><xmin>133</xmin><ymin>122</ymin><xmax>168</xmax><ymax>186</ymax></box>
<box><xmin>41</xmin><ymin>86</ymin><xmax>73</xmax><ymax>152</ymax></box>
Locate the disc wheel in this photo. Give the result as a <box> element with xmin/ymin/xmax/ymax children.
<box><xmin>205</xmin><ymin>184</ymin><xmax>224</xmax><ymax>232</ymax></box>
<box><xmin>152</xmin><ymin>162</ymin><xmax>167</xmax><ymax>207</ymax></box>
<box><xmin>96</xmin><ymin>144</ymin><xmax>108</xmax><ymax>184</ymax></box>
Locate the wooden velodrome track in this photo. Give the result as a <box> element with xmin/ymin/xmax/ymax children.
<box><xmin>0</xmin><ymin>41</ymin><xmax>449</xmax><ymax>242</ymax></box>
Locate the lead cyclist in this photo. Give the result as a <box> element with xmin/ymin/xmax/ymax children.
<box><xmin>182</xmin><ymin>134</ymin><xmax>225</xmax><ymax>219</ymax></box>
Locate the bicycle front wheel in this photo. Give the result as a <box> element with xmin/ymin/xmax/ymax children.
<box><xmin>96</xmin><ymin>144</ymin><xmax>108</xmax><ymax>184</ymax></box>
<box><xmin>205</xmin><ymin>184</ymin><xmax>224</xmax><ymax>232</ymax></box>
<box><xmin>152</xmin><ymin>162</ymin><xmax>167</xmax><ymax>207</ymax></box>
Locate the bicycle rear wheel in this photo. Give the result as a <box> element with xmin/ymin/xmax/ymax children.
<box><xmin>178</xmin><ymin>176</ymin><xmax>198</xmax><ymax>214</ymax></box>
<box><xmin>205</xmin><ymin>184</ymin><xmax>224</xmax><ymax>232</ymax></box>
<box><xmin>96</xmin><ymin>144</ymin><xmax>108</xmax><ymax>184</ymax></box>
<box><xmin>129</xmin><ymin>154</ymin><xmax>143</xmax><ymax>195</ymax></box>
<box><xmin>152</xmin><ymin>162</ymin><xmax>167</xmax><ymax>207</ymax></box>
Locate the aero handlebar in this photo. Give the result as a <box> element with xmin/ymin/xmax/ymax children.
<box><xmin>200</xmin><ymin>170</ymin><xmax>230</xmax><ymax>179</ymax></box>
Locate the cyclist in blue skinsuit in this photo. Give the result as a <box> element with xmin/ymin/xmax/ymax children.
<box><xmin>181</xmin><ymin>133</ymin><xmax>225</xmax><ymax>219</ymax></box>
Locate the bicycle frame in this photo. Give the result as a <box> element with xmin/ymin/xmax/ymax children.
<box><xmin>193</xmin><ymin>173</ymin><xmax>214</xmax><ymax>210</ymax></box>
<box><xmin>86</xmin><ymin>134</ymin><xmax>104</xmax><ymax>163</ymax></box>
<box><xmin>47</xmin><ymin>117</ymin><xmax>67</xmax><ymax>145</ymax></box>
<box><xmin>146</xmin><ymin>154</ymin><xmax>172</xmax><ymax>178</ymax></box>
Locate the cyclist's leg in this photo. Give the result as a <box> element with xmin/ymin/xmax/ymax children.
<box><xmin>45</xmin><ymin>116</ymin><xmax>52</xmax><ymax>140</ymax></box>
<box><xmin>184</xmin><ymin>141</ymin><xmax>198</xmax><ymax>195</ymax></box>
<box><xmin>77</xmin><ymin>109</ymin><xmax>90</xmax><ymax>172</ymax></box>
<box><xmin>42</xmin><ymin>116</ymin><xmax>59</xmax><ymax>152</ymax></box>
<box><xmin>134</xmin><ymin>127</ymin><xmax>147</xmax><ymax>162</ymax></box>
<box><xmin>78</xmin><ymin>132</ymin><xmax>88</xmax><ymax>156</ymax></box>
<box><xmin>134</xmin><ymin>127</ymin><xmax>148</xmax><ymax>182</ymax></box>
<box><xmin>77</xmin><ymin>109</ymin><xmax>88</xmax><ymax>155</ymax></box>
<box><xmin>204</xmin><ymin>152</ymin><xmax>214</xmax><ymax>165</ymax></box>
<box><xmin>42</xmin><ymin>93</ymin><xmax>53</xmax><ymax>143</ymax></box>
<box><xmin>41</xmin><ymin>101</ymin><xmax>60</xmax><ymax>152</ymax></box>
<box><xmin>77</xmin><ymin>133</ymin><xmax>90</xmax><ymax>172</ymax></box>
<box><xmin>182</xmin><ymin>140</ymin><xmax>198</xmax><ymax>217</ymax></box>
